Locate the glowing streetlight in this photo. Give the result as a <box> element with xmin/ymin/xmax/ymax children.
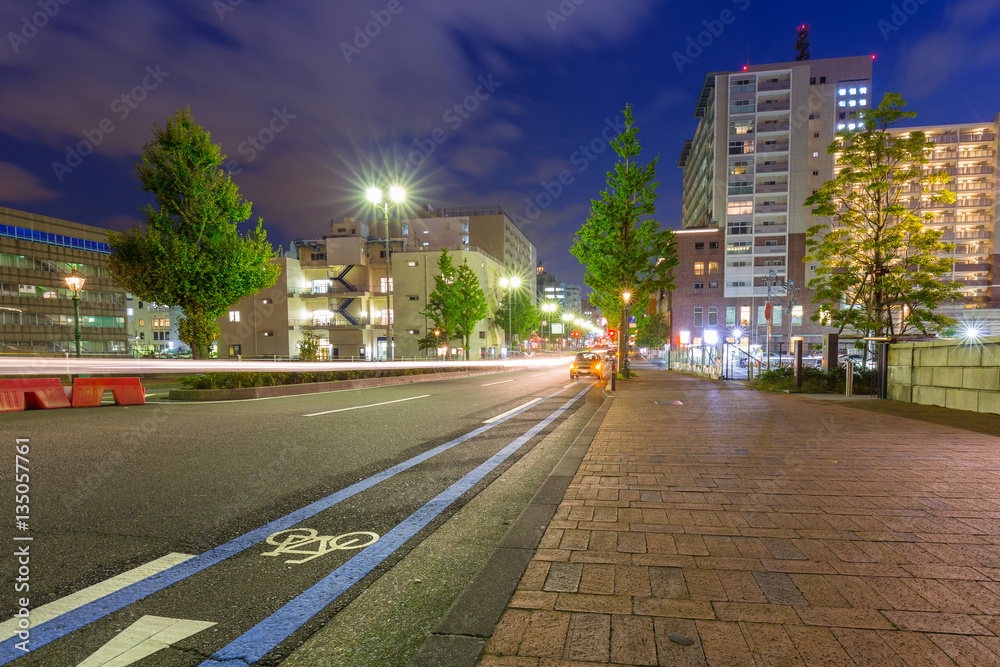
<box><xmin>620</xmin><ymin>289</ymin><xmax>632</xmax><ymax>378</ymax></box>
<box><xmin>366</xmin><ymin>184</ymin><xmax>405</xmax><ymax>360</ymax></box>
<box><xmin>541</xmin><ymin>301</ymin><xmax>557</xmax><ymax>350</ymax></box>
<box><xmin>499</xmin><ymin>275</ymin><xmax>521</xmax><ymax>357</ymax></box>
<box><xmin>64</xmin><ymin>267</ymin><xmax>86</xmax><ymax>358</ymax></box>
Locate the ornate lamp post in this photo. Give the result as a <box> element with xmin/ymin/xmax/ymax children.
<box><xmin>366</xmin><ymin>185</ymin><xmax>405</xmax><ymax>361</ymax></box>
<box><xmin>620</xmin><ymin>290</ymin><xmax>632</xmax><ymax>378</ymax></box>
<box><xmin>499</xmin><ymin>275</ymin><xmax>520</xmax><ymax>357</ymax></box>
<box><xmin>64</xmin><ymin>267</ymin><xmax>86</xmax><ymax>358</ymax></box>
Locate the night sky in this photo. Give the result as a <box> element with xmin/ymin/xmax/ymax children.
<box><xmin>2</xmin><ymin>0</ymin><xmax>999</xmax><ymax>292</ymax></box>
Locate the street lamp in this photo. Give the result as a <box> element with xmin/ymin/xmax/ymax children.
<box><xmin>541</xmin><ymin>302</ymin><xmax>557</xmax><ymax>350</ymax></box>
<box><xmin>620</xmin><ymin>290</ymin><xmax>631</xmax><ymax>378</ymax></box>
<box><xmin>64</xmin><ymin>267</ymin><xmax>86</xmax><ymax>358</ymax></box>
<box><xmin>367</xmin><ymin>185</ymin><xmax>405</xmax><ymax>361</ymax></box>
<box><xmin>499</xmin><ymin>275</ymin><xmax>521</xmax><ymax>357</ymax></box>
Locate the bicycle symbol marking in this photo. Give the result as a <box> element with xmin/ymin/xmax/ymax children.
<box><xmin>261</xmin><ymin>528</ymin><xmax>380</xmax><ymax>564</ymax></box>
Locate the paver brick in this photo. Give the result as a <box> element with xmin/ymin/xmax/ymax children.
<box><xmin>518</xmin><ymin>611</ymin><xmax>571</xmax><ymax>658</ymax></box>
<box><xmin>610</xmin><ymin>615</ymin><xmax>656</xmax><ymax>666</ymax></box>
<box><xmin>562</xmin><ymin>613</ymin><xmax>610</xmax><ymax>662</ymax></box>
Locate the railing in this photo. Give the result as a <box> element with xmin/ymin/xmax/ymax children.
<box><xmin>755</xmin><ymin>204</ymin><xmax>788</xmax><ymax>213</ymax></box>
<box><xmin>754</xmin><ymin>246</ymin><xmax>788</xmax><ymax>254</ymax></box>
<box><xmin>954</xmin><ymin>181</ymin><xmax>993</xmax><ymax>191</ymax></box>
<box><xmin>960</xmin><ymin>149</ymin><xmax>995</xmax><ymax>158</ymax></box>
<box><xmin>754</xmin><ymin>224</ymin><xmax>788</xmax><ymax>234</ymax></box>
<box><xmin>957</xmin><ymin>166</ymin><xmax>994</xmax><ymax>175</ymax></box>
<box><xmin>756</xmin><ymin>163</ymin><xmax>789</xmax><ymax>173</ymax></box>
<box><xmin>756</xmin><ymin>80</ymin><xmax>791</xmax><ymax>92</ymax></box>
<box><xmin>757</xmin><ymin>102</ymin><xmax>790</xmax><ymax>112</ymax></box>
<box><xmin>756</xmin><ymin>122</ymin><xmax>790</xmax><ymax>133</ymax></box>
<box><xmin>753</xmin><ymin>266</ymin><xmax>787</xmax><ymax>275</ymax></box>
<box><xmin>757</xmin><ymin>143</ymin><xmax>789</xmax><ymax>154</ymax></box>
<box><xmin>956</xmin><ymin>279</ymin><xmax>990</xmax><ymax>287</ymax></box>
<box><xmin>960</xmin><ymin>133</ymin><xmax>996</xmax><ymax>142</ymax></box>
<box><xmin>755</xmin><ymin>184</ymin><xmax>788</xmax><ymax>193</ymax></box>
<box><xmin>288</xmin><ymin>285</ymin><xmax>363</xmax><ymax>297</ymax></box>
<box><xmin>927</xmin><ymin>135</ymin><xmax>958</xmax><ymax>144</ymax></box>
<box><xmin>289</xmin><ymin>316</ymin><xmax>374</xmax><ymax>328</ymax></box>
<box><xmin>953</xmin><ymin>262</ymin><xmax>991</xmax><ymax>272</ymax></box>
<box><xmin>957</xmin><ymin>198</ymin><xmax>993</xmax><ymax>207</ymax></box>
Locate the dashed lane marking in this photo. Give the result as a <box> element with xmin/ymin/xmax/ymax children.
<box><xmin>303</xmin><ymin>395</ymin><xmax>430</xmax><ymax>417</ymax></box>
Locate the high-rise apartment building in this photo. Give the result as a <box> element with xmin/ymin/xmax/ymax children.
<box><xmin>675</xmin><ymin>55</ymin><xmax>874</xmax><ymax>349</ymax></box>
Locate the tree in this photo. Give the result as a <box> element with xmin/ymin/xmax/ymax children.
<box><xmin>635</xmin><ymin>311</ymin><xmax>670</xmax><ymax>348</ymax></box>
<box><xmin>804</xmin><ymin>93</ymin><xmax>961</xmax><ymax>342</ymax></box>
<box><xmin>108</xmin><ymin>108</ymin><xmax>280</xmax><ymax>358</ymax></box>
<box><xmin>298</xmin><ymin>331</ymin><xmax>321</xmax><ymax>361</ymax></box>
<box><xmin>494</xmin><ymin>286</ymin><xmax>540</xmax><ymax>349</ymax></box>
<box><xmin>453</xmin><ymin>260</ymin><xmax>489</xmax><ymax>360</ymax></box>
<box><xmin>570</xmin><ymin>104</ymin><xmax>677</xmax><ymax>377</ymax></box>
<box><xmin>420</xmin><ymin>250</ymin><xmax>462</xmax><ymax>358</ymax></box>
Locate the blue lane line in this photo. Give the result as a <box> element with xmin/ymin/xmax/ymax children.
<box><xmin>0</xmin><ymin>384</ymin><xmax>582</xmax><ymax>664</ymax></box>
<box><xmin>200</xmin><ymin>384</ymin><xmax>589</xmax><ymax>666</ymax></box>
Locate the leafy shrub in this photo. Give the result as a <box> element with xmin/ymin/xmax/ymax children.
<box><xmin>749</xmin><ymin>364</ymin><xmax>876</xmax><ymax>394</ymax></box>
<box><xmin>179</xmin><ymin>367</ymin><xmax>476</xmax><ymax>390</ymax></box>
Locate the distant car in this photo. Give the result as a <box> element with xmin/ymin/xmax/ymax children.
<box><xmin>570</xmin><ymin>351</ymin><xmax>607</xmax><ymax>379</ymax></box>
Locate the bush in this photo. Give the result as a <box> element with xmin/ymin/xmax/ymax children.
<box><xmin>178</xmin><ymin>367</ymin><xmax>475</xmax><ymax>390</ymax></box>
<box><xmin>748</xmin><ymin>364</ymin><xmax>876</xmax><ymax>394</ymax></box>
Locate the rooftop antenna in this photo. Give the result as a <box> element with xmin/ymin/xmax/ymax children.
<box><xmin>795</xmin><ymin>25</ymin><xmax>810</xmax><ymax>61</ymax></box>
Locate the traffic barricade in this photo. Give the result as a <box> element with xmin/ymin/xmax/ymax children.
<box><xmin>72</xmin><ymin>377</ymin><xmax>146</xmax><ymax>407</ymax></box>
<box><xmin>0</xmin><ymin>378</ymin><xmax>72</xmax><ymax>412</ymax></box>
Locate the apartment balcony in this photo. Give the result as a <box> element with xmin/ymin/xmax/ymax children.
<box><xmin>753</xmin><ymin>265</ymin><xmax>787</xmax><ymax>276</ymax></box>
<box><xmin>757</xmin><ymin>102</ymin><xmax>791</xmax><ymax>113</ymax></box>
<box><xmin>957</xmin><ymin>198</ymin><xmax>993</xmax><ymax>207</ymax></box>
<box><xmin>756</xmin><ymin>80</ymin><xmax>791</xmax><ymax>92</ymax></box>
<box><xmin>927</xmin><ymin>150</ymin><xmax>959</xmax><ymax>159</ymax></box>
<box><xmin>958</xmin><ymin>279</ymin><xmax>990</xmax><ymax>287</ymax></box>
<box><xmin>960</xmin><ymin>133</ymin><xmax>996</xmax><ymax>142</ymax></box>
<box><xmin>757</xmin><ymin>122</ymin><xmax>790</xmax><ymax>134</ymax></box>
<box><xmin>755</xmin><ymin>183</ymin><xmax>788</xmax><ymax>194</ymax></box>
<box><xmin>288</xmin><ymin>285</ymin><xmax>364</xmax><ymax>298</ymax></box>
<box><xmin>954</xmin><ymin>230</ymin><xmax>992</xmax><ymax>240</ymax></box>
<box><xmin>755</xmin><ymin>204</ymin><xmax>788</xmax><ymax>213</ymax></box>
<box><xmin>960</xmin><ymin>149</ymin><xmax>995</xmax><ymax>158</ymax></box>
<box><xmin>927</xmin><ymin>134</ymin><xmax>958</xmax><ymax>144</ymax></box>
<box><xmin>754</xmin><ymin>224</ymin><xmax>788</xmax><ymax>234</ymax></box>
<box><xmin>954</xmin><ymin>181</ymin><xmax>994</xmax><ymax>192</ymax></box>
<box><xmin>953</xmin><ymin>262</ymin><xmax>992</xmax><ymax>272</ymax></box>
<box><xmin>289</xmin><ymin>316</ymin><xmax>371</xmax><ymax>329</ymax></box>
<box><xmin>957</xmin><ymin>166</ymin><xmax>994</xmax><ymax>175</ymax></box>
<box><xmin>756</xmin><ymin>162</ymin><xmax>789</xmax><ymax>174</ymax></box>
<box><xmin>754</xmin><ymin>245</ymin><xmax>787</xmax><ymax>255</ymax></box>
<box><xmin>757</xmin><ymin>142</ymin><xmax>790</xmax><ymax>154</ymax></box>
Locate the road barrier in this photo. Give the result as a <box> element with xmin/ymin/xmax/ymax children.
<box><xmin>0</xmin><ymin>377</ymin><xmax>145</xmax><ymax>411</ymax></box>
<box><xmin>71</xmin><ymin>378</ymin><xmax>145</xmax><ymax>407</ymax></box>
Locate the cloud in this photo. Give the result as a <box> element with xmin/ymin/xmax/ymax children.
<box><xmin>0</xmin><ymin>162</ymin><xmax>59</xmax><ymax>202</ymax></box>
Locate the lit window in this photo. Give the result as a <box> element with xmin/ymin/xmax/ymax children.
<box><xmin>127</xmin><ymin>308</ymin><xmax>134</xmax><ymax>316</ymax></box>
<box><xmin>859</xmin><ymin>99</ymin><xmax>867</xmax><ymax>106</ymax></box>
<box><xmin>694</xmin><ymin>262</ymin><xmax>705</xmax><ymax>275</ymax></box>
<box><xmin>229</xmin><ymin>311</ymin><xmax>240</xmax><ymax>322</ymax></box>
<box><xmin>838</xmin><ymin>101</ymin><xmax>846</xmax><ymax>107</ymax></box>
<box><xmin>407</xmin><ymin>260</ymin><xmax>418</xmax><ymax>267</ymax></box>
<box><xmin>837</xmin><ymin>123</ymin><xmax>846</xmax><ymax>130</ymax></box>
<box><xmin>848</xmin><ymin>123</ymin><xmax>856</xmax><ymax>130</ymax></box>
<box><xmin>812</xmin><ymin>151</ymin><xmax>819</xmax><ymax>157</ymax></box>
<box><xmin>859</xmin><ymin>87</ymin><xmax>867</xmax><ymax>94</ymax></box>
<box><xmin>849</xmin><ymin>87</ymin><xmax>857</xmax><ymax>94</ymax></box>
<box><xmin>849</xmin><ymin>100</ymin><xmax>856</xmax><ymax>107</ymax></box>
<box><xmin>838</xmin><ymin>88</ymin><xmax>847</xmax><ymax>95</ymax></box>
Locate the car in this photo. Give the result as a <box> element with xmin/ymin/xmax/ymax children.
<box><xmin>570</xmin><ymin>351</ymin><xmax>607</xmax><ymax>379</ymax></box>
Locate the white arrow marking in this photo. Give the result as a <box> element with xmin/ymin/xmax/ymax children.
<box><xmin>77</xmin><ymin>615</ymin><xmax>215</xmax><ymax>667</ymax></box>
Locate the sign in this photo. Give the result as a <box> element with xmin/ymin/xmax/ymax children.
<box><xmin>78</xmin><ymin>616</ymin><xmax>216</xmax><ymax>667</ymax></box>
<box><xmin>764</xmin><ymin>302</ymin><xmax>772</xmax><ymax>322</ymax></box>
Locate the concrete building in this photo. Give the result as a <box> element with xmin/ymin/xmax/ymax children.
<box><xmin>887</xmin><ymin>118</ymin><xmax>999</xmax><ymax>332</ymax></box>
<box><xmin>0</xmin><ymin>206</ymin><xmax>127</xmax><ymax>355</ymax></box>
<box><xmin>674</xmin><ymin>55</ymin><xmax>875</xmax><ymax>352</ymax></box>
<box><xmin>127</xmin><ymin>297</ymin><xmax>186</xmax><ymax>357</ymax></box>
<box><xmin>218</xmin><ymin>217</ymin><xmax>508</xmax><ymax>359</ymax></box>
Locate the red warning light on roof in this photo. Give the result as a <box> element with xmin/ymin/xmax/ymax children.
<box><xmin>871</xmin><ymin>54</ymin><xmax>876</xmax><ymax>60</ymax></box>
<box><xmin>742</xmin><ymin>65</ymin><xmax>748</xmax><ymax>71</ymax></box>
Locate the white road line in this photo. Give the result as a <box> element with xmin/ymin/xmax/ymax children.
<box><xmin>0</xmin><ymin>553</ymin><xmax>194</xmax><ymax>642</ymax></box>
<box><xmin>481</xmin><ymin>379</ymin><xmax>515</xmax><ymax>386</ymax></box>
<box><xmin>303</xmin><ymin>394</ymin><xmax>430</xmax><ymax>417</ymax></box>
<box><xmin>483</xmin><ymin>397</ymin><xmax>544</xmax><ymax>423</ymax></box>
<box><xmin>531</xmin><ymin>373</ymin><xmax>548</xmax><ymax>377</ymax></box>
<box><xmin>78</xmin><ymin>615</ymin><xmax>216</xmax><ymax>667</ymax></box>
<box><xmin>562</xmin><ymin>383</ymin><xmax>578</xmax><ymax>389</ymax></box>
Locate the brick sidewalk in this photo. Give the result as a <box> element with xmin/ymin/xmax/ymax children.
<box><xmin>477</xmin><ymin>367</ymin><xmax>1000</xmax><ymax>666</ymax></box>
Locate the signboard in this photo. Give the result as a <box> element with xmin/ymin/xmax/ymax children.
<box><xmin>764</xmin><ymin>302</ymin><xmax>772</xmax><ymax>322</ymax></box>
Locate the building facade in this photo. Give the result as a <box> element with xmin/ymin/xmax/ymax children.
<box><xmin>674</xmin><ymin>56</ymin><xmax>875</xmax><ymax>352</ymax></box>
<box><xmin>0</xmin><ymin>207</ymin><xmax>127</xmax><ymax>355</ymax></box>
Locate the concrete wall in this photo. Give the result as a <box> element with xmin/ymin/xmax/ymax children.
<box><xmin>888</xmin><ymin>336</ymin><xmax>1000</xmax><ymax>414</ymax></box>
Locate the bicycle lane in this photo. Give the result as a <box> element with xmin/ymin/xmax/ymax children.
<box><xmin>0</xmin><ymin>383</ymin><xmax>594</xmax><ymax>666</ymax></box>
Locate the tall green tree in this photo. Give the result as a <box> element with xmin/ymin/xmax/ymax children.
<box><xmin>494</xmin><ymin>286</ymin><xmax>540</xmax><ymax>348</ymax></box>
<box><xmin>453</xmin><ymin>260</ymin><xmax>489</xmax><ymax>360</ymax></box>
<box><xmin>804</xmin><ymin>92</ymin><xmax>961</xmax><ymax>340</ymax></box>
<box><xmin>570</xmin><ymin>104</ymin><xmax>677</xmax><ymax>377</ymax></box>
<box><xmin>635</xmin><ymin>311</ymin><xmax>670</xmax><ymax>348</ymax></box>
<box><xmin>108</xmin><ymin>108</ymin><xmax>280</xmax><ymax>358</ymax></box>
<box><xmin>421</xmin><ymin>250</ymin><xmax>462</xmax><ymax>358</ymax></box>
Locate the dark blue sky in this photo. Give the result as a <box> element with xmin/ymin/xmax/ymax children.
<box><xmin>2</xmin><ymin>0</ymin><xmax>998</xmax><ymax>291</ymax></box>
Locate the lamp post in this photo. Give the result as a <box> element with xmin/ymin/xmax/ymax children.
<box><xmin>366</xmin><ymin>185</ymin><xmax>405</xmax><ymax>361</ymax></box>
<box><xmin>541</xmin><ymin>302</ymin><xmax>557</xmax><ymax>351</ymax></box>
<box><xmin>64</xmin><ymin>267</ymin><xmax>86</xmax><ymax>358</ymax></box>
<box><xmin>621</xmin><ymin>290</ymin><xmax>631</xmax><ymax>379</ymax></box>
<box><xmin>499</xmin><ymin>276</ymin><xmax>520</xmax><ymax>357</ymax></box>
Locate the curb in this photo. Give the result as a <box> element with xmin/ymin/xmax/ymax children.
<box><xmin>166</xmin><ymin>366</ymin><xmax>535</xmax><ymax>401</ymax></box>
<box><xmin>406</xmin><ymin>393</ymin><xmax>615</xmax><ymax>667</ymax></box>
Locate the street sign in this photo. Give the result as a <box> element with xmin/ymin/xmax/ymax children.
<box><xmin>764</xmin><ymin>302</ymin><xmax>772</xmax><ymax>322</ymax></box>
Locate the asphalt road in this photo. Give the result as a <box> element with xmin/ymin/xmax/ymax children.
<box><xmin>0</xmin><ymin>365</ymin><xmax>602</xmax><ymax>666</ymax></box>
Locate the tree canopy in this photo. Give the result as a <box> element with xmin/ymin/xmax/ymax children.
<box><xmin>108</xmin><ymin>108</ymin><xmax>280</xmax><ymax>358</ymax></box>
<box><xmin>570</xmin><ymin>104</ymin><xmax>676</xmax><ymax>376</ymax></box>
<box><xmin>804</xmin><ymin>92</ymin><xmax>961</xmax><ymax>339</ymax></box>
<box><xmin>494</xmin><ymin>284</ymin><xmax>540</xmax><ymax>348</ymax></box>
<box><xmin>420</xmin><ymin>249</ymin><xmax>489</xmax><ymax>359</ymax></box>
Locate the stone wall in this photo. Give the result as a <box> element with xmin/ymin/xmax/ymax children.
<box><xmin>888</xmin><ymin>336</ymin><xmax>1000</xmax><ymax>414</ymax></box>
